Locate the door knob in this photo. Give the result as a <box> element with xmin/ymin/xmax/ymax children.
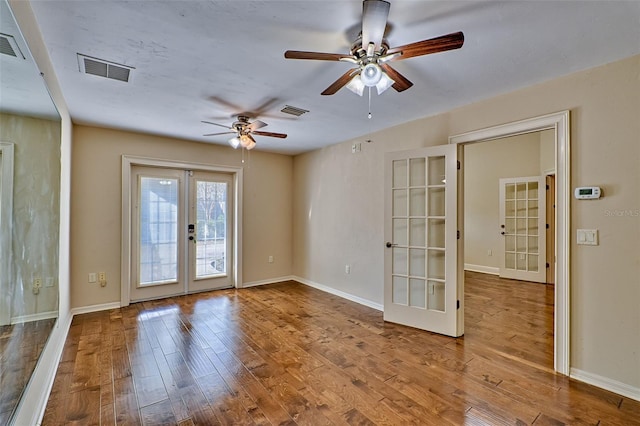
<box><xmin>386</xmin><ymin>242</ymin><xmax>397</xmax><ymax>248</ymax></box>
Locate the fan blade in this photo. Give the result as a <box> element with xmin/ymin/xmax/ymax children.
<box><xmin>203</xmin><ymin>131</ymin><xmax>236</xmax><ymax>136</ymax></box>
<box><xmin>253</xmin><ymin>131</ymin><xmax>288</xmax><ymax>139</ymax></box>
<box><xmin>380</xmin><ymin>63</ymin><xmax>413</xmax><ymax>92</ymax></box>
<box><xmin>248</xmin><ymin>120</ymin><xmax>267</xmax><ymax>131</ymax></box>
<box><xmin>387</xmin><ymin>32</ymin><xmax>464</xmax><ymax>60</ymax></box>
<box><xmin>321</xmin><ymin>69</ymin><xmax>360</xmax><ymax>95</ymax></box>
<box><xmin>362</xmin><ymin>0</ymin><xmax>390</xmax><ymax>51</ymax></box>
<box><xmin>201</xmin><ymin>120</ymin><xmax>233</xmax><ymax>130</ymax></box>
<box><xmin>285</xmin><ymin>51</ymin><xmax>352</xmax><ymax>61</ymax></box>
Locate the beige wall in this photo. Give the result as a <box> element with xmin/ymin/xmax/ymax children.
<box><xmin>464</xmin><ymin>132</ymin><xmax>542</xmax><ymax>270</ymax></box>
<box><xmin>70</xmin><ymin>125</ymin><xmax>292</xmax><ymax>309</ymax></box>
<box><xmin>292</xmin><ymin>55</ymin><xmax>640</xmax><ymax>389</ymax></box>
<box><xmin>1</xmin><ymin>113</ymin><xmax>60</xmax><ymax>318</ymax></box>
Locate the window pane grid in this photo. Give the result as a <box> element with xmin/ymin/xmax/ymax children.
<box><xmin>392</xmin><ymin>156</ymin><xmax>447</xmax><ymax>312</ymax></box>
<box><xmin>504</xmin><ymin>180</ymin><xmax>540</xmax><ymax>272</ymax></box>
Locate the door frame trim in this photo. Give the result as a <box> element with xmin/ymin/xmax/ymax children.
<box><xmin>120</xmin><ymin>155</ymin><xmax>243</xmax><ymax>307</ymax></box>
<box><xmin>449</xmin><ymin>110</ymin><xmax>570</xmax><ymax>375</ymax></box>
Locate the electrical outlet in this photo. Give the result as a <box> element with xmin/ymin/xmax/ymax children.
<box><xmin>268</xmin><ymin>255</ymin><xmax>274</xmax><ymax>263</ymax></box>
<box><xmin>33</xmin><ymin>277</ymin><xmax>42</xmax><ymax>295</ymax></box>
<box><xmin>88</xmin><ymin>273</ymin><xmax>97</xmax><ymax>283</ymax></box>
<box><xmin>487</xmin><ymin>249</ymin><xmax>492</xmax><ymax>256</ymax></box>
<box><xmin>98</xmin><ymin>272</ymin><xmax>107</xmax><ymax>287</ymax></box>
<box><xmin>45</xmin><ymin>277</ymin><xmax>55</xmax><ymax>288</ymax></box>
<box><xmin>345</xmin><ymin>264</ymin><xmax>351</xmax><ymax>274</ymax></box>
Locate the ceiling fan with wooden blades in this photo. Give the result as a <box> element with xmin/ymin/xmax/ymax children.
<box><xmin>202</xmin><ymin>115</ymin><xmax>287</xmax><ymax>150</ymax></box>
<box><xmin>284</xmin><ymin>0</ymin><xmax>464</xmax><ymax>96</ymax></box>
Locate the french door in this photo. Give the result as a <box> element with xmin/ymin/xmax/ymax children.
<box><xmin>384</xmin><ymin>145</ymin><xmax>462</xmax><ymax>337</ymax></box>
<box><xmin>499</xmin><ymin>176</ymin><xmax>546</xmax><ymax>283</ymax></box>
<box><xmin>130</xmin><ymin>166</ymin><xmax>233</xmax><ymax>301</ymax></box>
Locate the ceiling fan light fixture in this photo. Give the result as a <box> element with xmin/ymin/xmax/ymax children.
<box><xmin>228</xmin><ymin>136</ymin><xmax>240</xmax><ymax>149</ymax></box>
<box><xmin>360</xmin><ymin>62</ymin><xmax>382</xmax><ymax>87</ymax></box>
<box><xmin>346</xmin><ymin>74</ymin><xmax>365</xmax><ymax>96</ymax></box>
<box><xmin>240</xmin><ymin>134</ymin><xmax>256</xmax><ymax>149</ymax></box>
<box><xmin>375</xmin><ymin>71</ymin><xmax>395</xmax><ymax>94</ymax></box>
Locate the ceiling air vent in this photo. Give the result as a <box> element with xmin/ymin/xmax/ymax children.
<box><xmin>77</xmin><ymin>53</ymin><xmax>134</xmax><ymax>83</ymax></box>
<box><xmin>0</xmin><ymin>33</ymin><xmax>24</xmax><ymax>59</ymax></box>
<box><xmin>281</xmin><ymin>105</ymin><xmax>309</xmax><ymax>117</ymax></box>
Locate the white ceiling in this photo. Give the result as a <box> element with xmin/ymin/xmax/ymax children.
<box><xmin>0</xmin><ymin>0</ymin><xmax>59</xmax><ymax>120</ymax></box>
<box><xmin>26</xmin><ymin>0</ymin><xmax>640</xmax><ymax>155</ymax></box>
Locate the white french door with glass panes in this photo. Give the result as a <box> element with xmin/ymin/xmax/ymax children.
<box><xmin>130</xmin><ymin>166</ymin><xmax>233</xmax><ymax>301</ymax></box>
<box><xmin>384</xmin><ymin>145</ymin><xmax>462</xmax><ymax>337</ymax></box>
<box><xmin>188</xmin><ymin>170</ymin><xmax>233</xmax><ymax>292</ymax></box>
<box><xmin>499</xmin><ymin>176</ymin><xmax>546</xmax><ymax>283</ymax></box>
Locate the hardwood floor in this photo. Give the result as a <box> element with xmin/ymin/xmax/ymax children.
<box><xmin>43</xmin><ymin>273</ymin><xmax>640</xmax><ymax>425</ymax></box>
<box><xmin>0</xmin><ymin>318</ymin><xmax>56</xmax><ymax>424</ymax></box>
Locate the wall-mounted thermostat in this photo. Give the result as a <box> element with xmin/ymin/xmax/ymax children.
<box><xmin>574</xmin><ymin>186</ymin><xmax>602</xmax><ymax>199</ymax></box>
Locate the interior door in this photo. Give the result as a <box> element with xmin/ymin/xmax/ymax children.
<box><xmin>499</xmin><ymin>176</ymin><xmax>546</xmax><ymax>283</ymax></box>
<box><xmin>187</xmin><ymin>171</ymin><xmax>233</xmax><ymax>292</ymax></box>
<box><xmin>384</xmin><ymin>145</ymin><xmax>462</xmax><ymax>337</ymax></box>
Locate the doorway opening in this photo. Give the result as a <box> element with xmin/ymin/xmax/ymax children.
<box><xmin>450</xmin><ymin>111</ymin><xmax>570</xmax><ymax>375</ymax></box>
<box><xmin>463</xmin><ymin>130</ymin><xmax>556</xmax><ymax>369</ymax></box>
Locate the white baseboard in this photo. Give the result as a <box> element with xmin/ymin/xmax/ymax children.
<box><xmin>71</xmin><ymin>301</ymin><xmax>121</xmax><ymax>316</ymax></box>
<box><xmin>12</xmin><ymin>310</ymin><xmax>72</xmax><ymax>426</ymax></box>
<box><xmin>571</xmin><ymin>368</ymin><xmax>640</xmax><ymax>401</ymax></box>
<box><xmin>292</xmin><ymin>276</ymin><xmax>383</xmax><ymax>311</ymax></box>
<box><xmin>241</xmin><ymin>275</ymin><xmax>295</xmax><ymax>288</ymax></box>
<box><xmin>464</xmin><ymin>263</ymin><xmax>500</xmax><ymax>275</ymax></box>
<box><xmin>11</xmin><ymin>310</ymin><xmax>59</xmax><ymax>324</ymax></box>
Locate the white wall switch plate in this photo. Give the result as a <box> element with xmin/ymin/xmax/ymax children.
<box><xmin>577</xmin><ymin>229</ymin><xmax>598</xmax><ymax>245</ymax></box>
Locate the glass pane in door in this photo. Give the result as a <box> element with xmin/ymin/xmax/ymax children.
<box><xmin>139</xmin><ymin>177</ymin><xmax>178</xmax><ymax>285</ymax></box>
<box><xmin>195</xmin><ymin>180</ymin><xmax>228</xmax><ymax>278</ymax></box>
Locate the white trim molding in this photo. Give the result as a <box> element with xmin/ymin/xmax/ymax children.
<box><xmin>241</xmin><ymin>276</ymin><xmax>295</xmax><ymax>288</ymax></box>
<box><xmin>11</xmin><ymin>310</ymin><xmax>58</xmax><ymax>324</ymax></box>
<box><xmin>464</xmin><ymin>264</ymin><xmax>500</xmax><ymax>275</ymax></box>
<box><xmin>71</xmin><ymin>302</ymin><xmax>121</xmax><ymax>316</ymax></box>
<box><xmin>571</xmin><ymin>368</ymin><xmax>640</xmax><ymax>402</ymax></box>
<box><xmin>450</xmin><ymin>110</ymin><xmax>571</xmax><ymax>376</ymax></box>
<box><xmin>293</xmin><ymin>276</ymin><xmax>384</xmax><ymax>312</ymax></box>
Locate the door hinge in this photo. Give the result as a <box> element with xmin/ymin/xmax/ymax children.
<box><xmin>546</xmin><ymin>262</ymin><xmax>550</xmax><ymax>268</ymax></box>
<box><xmin>457</xmin><ymin>300</ymin><xmax>460</xmax><ymax>310</ymax></box>
<box><xmin>546</xmin><ymin>223</ymin><xmax>549</xmax><ymax>229</ymax></box>
<box><xmin>457</xmin><ymin>230</ymin><xmax>460</xmax><ymax>240</ymax></box>
<box><xmin>457</xmin><ymin>160</ymin><xmax>461</xmax><ymax>170</ymax></box>
<box><xmin>546</xmin><ymin>184</ymin><xmax>549</xmax><ymax>190</ymax></box>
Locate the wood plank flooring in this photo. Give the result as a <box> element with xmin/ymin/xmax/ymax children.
<box><xmin>0</xmin><ymin>318</ymin><xmax>56</xmax><ymax>424</ymax></box>
<box><xmin>42</xmin><ymin>272</ymin><xmax>640</xmax><ymax>425</ymax></box>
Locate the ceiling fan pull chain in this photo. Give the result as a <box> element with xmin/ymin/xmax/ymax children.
<box><xmin>368</xmin><ymin>86</ymin><xmax>372</xmax><ymax>119</ymax></box>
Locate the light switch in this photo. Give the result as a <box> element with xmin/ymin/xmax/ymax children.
<box><xmin>577</xmin><ymin>229</ymin><xmax>598</xmax><ymax>246</ymax></box>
